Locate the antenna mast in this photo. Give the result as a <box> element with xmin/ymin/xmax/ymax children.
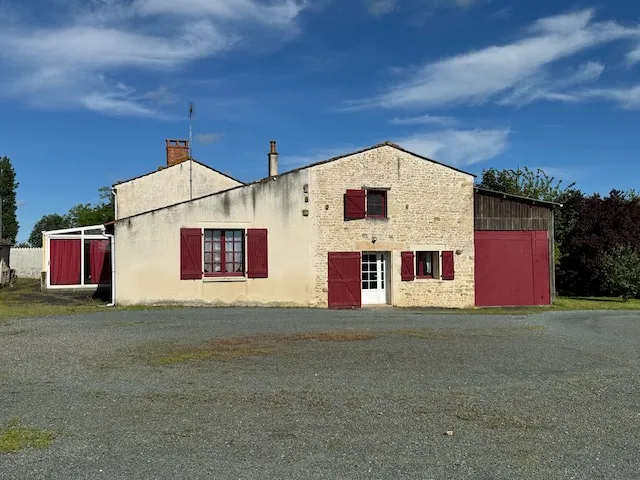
<box><xmin>188</xmin><ymin>103</ymin><xmax>194</xmax><ymax>200</ymax></box>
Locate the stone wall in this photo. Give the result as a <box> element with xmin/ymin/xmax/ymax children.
<box><xmin>10</xmin><ymin>247</ymin><xmax>42</xmax><ymax>279</ymax></box>
<box><xmin>309</xmin><ymin>145</ymin><xmax>475</xmax><ymax>308</ymax></box>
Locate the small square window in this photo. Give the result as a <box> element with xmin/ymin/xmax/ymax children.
<box><xmin>416</xmin><ymin>251</ymin><xmax>439</xmax><ymax>279</ymax></box>
<box><xmin>366</xmin><ymin>190</ymin><xmax>387</xmax><ymax>218</ymax></box>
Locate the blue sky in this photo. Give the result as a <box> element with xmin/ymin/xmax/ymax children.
<box><xmin>1</xmin><ymin>0</ymin><xmax>640</xmax><ymax>242</ymax></box>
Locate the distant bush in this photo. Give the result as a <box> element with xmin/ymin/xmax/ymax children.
<box><xmin>601</xmin><ymin>245</ymin><xmax>640</xmax><ymax>301</ymax></box>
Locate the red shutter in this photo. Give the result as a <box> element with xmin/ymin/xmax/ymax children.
<box><xmin>401</xmin><ymin>251</ymin><xmax>415</xmax><ymax>281</ymax></box>
<box><xmin>344</xmin><ymin>189</ymin><xmax>366</xmax><ymax>220</ymax></box>
<box><xmin>442</xmin><ymin>251</ymin><xmax>455</xmax><ymax>280</ymax></box>
<box><xmin>180</xmin><ymin>228</ymin><xmax>202</xmax><ymax>280</ymax></box>
<box><xmin>247</xmin><ymin>229</ymin><xmax>268</xmax><ymax>278</ymax></box>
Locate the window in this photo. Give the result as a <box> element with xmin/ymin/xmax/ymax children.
<box><xmin>366</xmin><ymin>190</ymin><xmax>387</xmax><ymax>218</ymax></box>
<box><xmin>416</xmin><ymin>251</ymin><xmax>439</xmax><ymax>279</ymax></box>
<box><xmin>204</xmin><ymin>229</ymin><xmax>244</xmax><ymax>276</ymax></box>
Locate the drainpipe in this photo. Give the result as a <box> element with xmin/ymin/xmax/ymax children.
<box><xmin>111</xmin><ymin>187</ymin><xmax>118</xmax><ymax>220</ymax></box>
<box><xmin>105</xmin><ymin>232</ymin><xmax>115</xmax><ymax>307</ymax></box>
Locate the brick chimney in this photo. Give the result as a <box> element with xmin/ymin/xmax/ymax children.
<box><xmin>166</xmin><ymin>139</ymin><xmax>190</xmax><ymax>166</ymax></box>
<box><xmin>268</xmin><ymin>140</ymin><xmax>278</xmax><ymax>177</ymax></box>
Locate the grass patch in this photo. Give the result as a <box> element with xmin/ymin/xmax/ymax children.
<box><xmin>0</xmin><ymin>418</ymin><xmax>54</xmax><ymax>453</ymax></box>
<box><xmin>469</xmin><ymin>296</ymin><xmax>640</xmax><ymax>315</ymax></box>
<box><xmin>0</xmin><ymin>279</ymin><xmax>105</xmax><ymax>322</ymax></box>
<box><xmin>133</xmin><ymin>328</ymin><xmax>482</xmax><ymax>366</ymax></box>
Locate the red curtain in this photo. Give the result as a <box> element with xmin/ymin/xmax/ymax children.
<box><xmin>89</xmin><ymin>240</ymin><xmax>111</xmax><ymax>285</ymax></box>
<box><xmin>50</xmin><ymin>239</ymin><xmax>81</xmax><ymax>285</ymax></box>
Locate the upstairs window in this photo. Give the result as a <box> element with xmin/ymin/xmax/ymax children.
<box><xmin>366</xmin><ymin>190</ymin><xmax>387</xmax><ymax>218</ymax></box>
<box><xmin>204</xmin><ymin>229</ymin><xmax>244</xmax><ymax>276</ymax></box>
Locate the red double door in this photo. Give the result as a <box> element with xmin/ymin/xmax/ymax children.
<box><xmin>50</xmin><ymin>239</ymin><xmax>111</xmax><ymax>286</ymax></box>
<box><xmin>475</xmin><ymin>231</ymin><xmax>550</xmax><ymax>307</ymax></box>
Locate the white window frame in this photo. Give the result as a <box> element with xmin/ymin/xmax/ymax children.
<box><xmin>45</xmin><ymin>224</ymin><xmax>113</xmax><ymax>290</ymax></box>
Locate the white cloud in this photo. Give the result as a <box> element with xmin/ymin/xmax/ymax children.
<box><xmin>396</xmin><ymin>128</ymin><xmax>510</xmax><ymax>165</ymax></box>
<box><xmin>196</xmin><ymin>132</ymin><xmax>223</xmax><ymax>144</ymax></box>
<box><xmin>628</xmin><ymin>45</ymin><xmax>640</xmax><ymax>63</ymax></box>
<box><xmin>364</xmin><ymin>0</ymin><xmax>397</xmax><ymax>16</ymax></box>
<box><xmin>0</xmin><ymin>0</ymin><xmax>306</xmax><ymax>116</ymax></box>
<box><xmin>389</xmin><ymin>114</ymin><xmax>457</xmax><ymax>126</ymax></box>
<box><xmin>579</xmin><ymin>85</ymin><xmax>640</xmax><ymax>109</ymax></box>
<box><xmin>356</xmin><ymin>9</ymin><xmax>640</xmax><ymax>109</ymax></box>
<box><xmin>499</xmin><ymin>61</ymin><xmax>604</xmax><ymax>106</ymax></box>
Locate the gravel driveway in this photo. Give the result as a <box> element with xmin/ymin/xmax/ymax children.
<box><xmin>1</xmin><ymin>308</ymin><xmax>639</xmax><ymax>479</ymax></box>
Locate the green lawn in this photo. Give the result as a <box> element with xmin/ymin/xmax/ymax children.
<box><xmin>473</xmin><ymin>296</ymin><xmax>640</xmax><ymax>314</ymax></box>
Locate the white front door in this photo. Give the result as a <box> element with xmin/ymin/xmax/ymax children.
<box><xmin>361</xmin><ymin>253</ymin><xmax>387</xmax><ymax>305</ymax></box>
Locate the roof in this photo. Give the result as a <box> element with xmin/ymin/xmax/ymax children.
<box><xmin>474</xmin><ymin>186</ymin><xmax>563</xmax><ymax>207</ymax></box>
<box><xmin>278</xmin><ymin>141</ymin><xmax>475</xmax><ymax>179</ymax></box>
<box><xmin>113</xmin><ymin>158</ymin><xmax>244</xmax><ymax>187</ymax></box>
<box><xmin>115</xmin><ymin>142</ymin><xmax>475</xmax><ymax>223</ymax></box>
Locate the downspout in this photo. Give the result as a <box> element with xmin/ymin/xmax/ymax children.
<box><xmin>112</xmin><ymin>187</ymin><xmax>118</xmax><ymax>220</ymax></box>
<box><xmin>106</xmin><ymin>232</ymin><xmax>115</xmax><ymax>307</ymax></box>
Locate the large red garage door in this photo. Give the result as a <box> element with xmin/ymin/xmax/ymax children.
<box><xmin>475</xmin><ymin>231</ymin><xmax>550</xmax><ymax>307</ymax></box>
<box><xmin>328</xmin><ymin>252</ymin><xmax>361</xmax><ymax>309</ymax></box>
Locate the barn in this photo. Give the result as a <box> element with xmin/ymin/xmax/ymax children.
<box><xmin>107</xmin><ymin>139</ymin><xmax>559</xmax><ymax>309</ymax></box>
<box><xmin>474</xmin><ymin>187</ymin><xmax>558</xmax><ymax>307</ymax></box>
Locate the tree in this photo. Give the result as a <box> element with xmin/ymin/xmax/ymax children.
<box><xmin>478</xmin><ymin>167</ymin><xmax>575</xmax><ymax>203</ymax></box>
<box><xmin>601</xmin><ymin>245</ymin><xmax>640</xmax><ymax>300</ymax></box>
<box><xmin>556</xmin><ymin>190</ymin><xmax>640</xmax><ymax>296</ymax></box>
<box><xmin>0</xmin><ymin>156</ymin><xmax>19</xmax><ymax>243</ymax></box>
<box><xmin>28</xmin><ymin>214</ymin><xmax>71</xmax><ymax>247</ymax></box>
<box><xmin>67</xmin><ymin>186</ymin><xmax>114</xmax><ymax>227</ymax></box>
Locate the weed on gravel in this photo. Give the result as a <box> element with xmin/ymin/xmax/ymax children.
<box><xmin>133</xmin><ymin>326</ymin><xmax>545</xmax><ymax>366</ymax></box>
<box><xmin>0</xmin><ymin>418</ymin><xmax>54</xmax><ymax>454</ymax></box>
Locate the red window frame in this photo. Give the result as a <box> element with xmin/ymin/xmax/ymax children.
<box><xmin>366</xmin><ymin>190</ymin><xmax>387</xmax><ymax>218</ymax></box>
<box><xmin>416</xmin><ymin>251</ymin><xmax>436</xmax><ymax>279</ymax></box>
<box><xmin>204</xmin><ymin>229</ymin><xmax>244</xmax><ymax>277</ymax></box>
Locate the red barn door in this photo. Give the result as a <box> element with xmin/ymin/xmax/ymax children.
<box><xmin>475</xmin><ymin>231</ymin><xmax>550</xmax><ymax>307</ymax></box>
<box><xmin>328</xmin><ymin>252</ymin><xmax>361</xmax><ymax>309</ymax></box>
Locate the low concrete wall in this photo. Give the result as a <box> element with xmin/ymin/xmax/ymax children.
<box><xmin>11</xmin><ymin>247</ymin><xmax>42</xmax><ymax>279</ymax></box>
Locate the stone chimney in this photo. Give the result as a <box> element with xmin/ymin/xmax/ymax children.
<box><xmin>268</xmin><ymin>140</ymin><xmax>278</xmax><ymax>177</ymax></box>
<box><xmin>166</xmin><ymin>139</ymin><xmax>190</xmax><ymax>166</ymax></box>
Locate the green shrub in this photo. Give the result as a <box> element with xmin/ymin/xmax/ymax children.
<box><xmin>601</xmin><ymin>245</ymin><xmax>640</xmax><ymax>301</ymax></box>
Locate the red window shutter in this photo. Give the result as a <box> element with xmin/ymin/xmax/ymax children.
<box><xmin>442</xmin><ymin>251</ymin><xmax>455</xmax><ymax>280</ymax></box>
<box><xmin>180</xmin><ymin>228</ymin><xmax>202</xmax><ymax>280</ymax></box>
<box><xmin>401</xmin><ymin>251</ymin><xmax>415</xmax><ymax>281</ymax></box>
<box><xmin>344</xmin><ymin>189</ymin><xmax>366</xmax><ymax>220</ymax></box>
<box><xmin>247</xmin><ymin>229</ymin><xmax>268</xmax><ymax>278</ymax></box>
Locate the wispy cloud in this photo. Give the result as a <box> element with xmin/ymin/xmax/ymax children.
<box><xmin>499</xmin><ymin>61</ymin><xmax>605</xmax><ymax>106</ymax></box>
<box><xmin>364</xmin><ymin>0</ymin><xmax>397</xmax><ymax>17</ymax></box>
<box><xmin>396</xmin><ymin>128</ymin><xmax>510</xmax><ymax>165</ymax></box>
<box><xmin>353</xmin><ymin>9</ymin><xmax>640</xmax><ymax>109</ymax></box>
<box><xmin>579</xmin><ymin>85</ymin><xmax>640</xmax><ymax>109</ymax></box>
<box><xmin>196</xmin><ymin>132</ymin><xmax>223</xmax><ymax>144</ymax></box>
<box><xmin>389</xmin><ymin>114</ymin><xmax>457</xmax><ymax>126</ymax></box>
<box><xmin>627</xmin><ymin>45</ymin><xmax>640</xmax><ymax>64</ymax></box>
<box><xmin>0</xmin><ymin>0</ymin><xmax>306</xmax><ymax>117</ymax></box>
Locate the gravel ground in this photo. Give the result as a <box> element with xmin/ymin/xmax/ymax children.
<box><xmin>1</xmin><ymin>308</ymin><xmax>640</xmax><ymax>479</ymax></box>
